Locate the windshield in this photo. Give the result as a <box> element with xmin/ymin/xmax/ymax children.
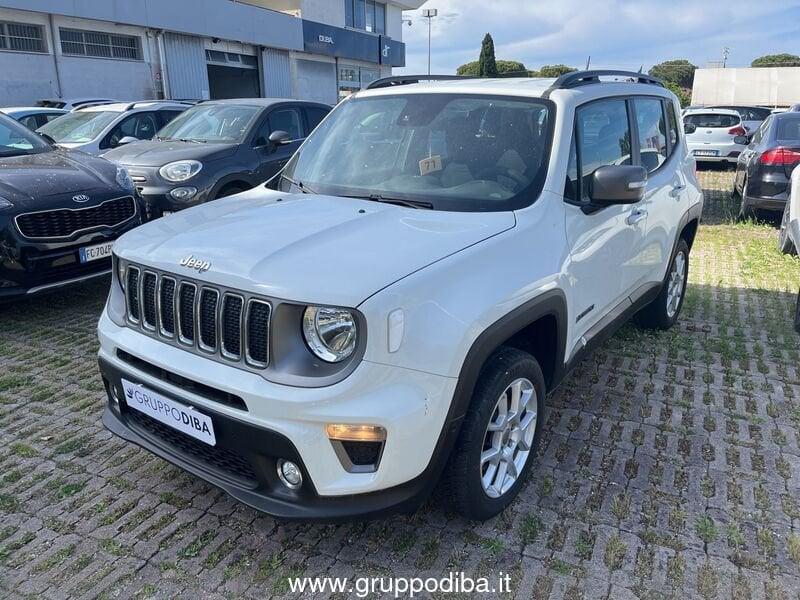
<box><xmin>39</xmin><ymin>110</ymin><xmax>119</xmax><ymax>143</ymax></box>
<box><xmin>0</xmin><ymin>114</ymin><xmax>51</xmax><ymax>157</ymax></box>
<box><xmin>278</xmin><ymin>94</ymin><xmax>553</xmax><ymax>211</ymax></box>
<box><xmin>157</xmin><ymin>104</ymin><xmax>261</xmax><ymax>143</ymax></box>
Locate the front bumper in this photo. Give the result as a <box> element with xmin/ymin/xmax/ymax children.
<box><xmin>0</xmin><ymin>214</ymin><xmax>141</xmax><ymax>301</ymax></box>
<box><xmin>97</xmin><ymin>312</ymin><xmax>458</xmax><ymax>521</ymax></box>
<box><xmin>128</xmin><ymin>167</ymin><xmax>215</xmax><ymax>219</ymax></box>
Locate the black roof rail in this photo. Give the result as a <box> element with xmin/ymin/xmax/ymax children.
<box><xmin>543</xmin><ymin>70</ymin><xmax>664</xmax><ymax>97</ymax></box>
<box><xmin>366</xmin><ymin>75</ymin><xmax>471</xmax><ymax>90</ymax></box>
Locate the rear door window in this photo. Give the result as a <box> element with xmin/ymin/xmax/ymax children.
<box><xmin>633</xmin><ymin>97</ymin><xmax>667</xmax><ymax>172</ymax></box>
<box><xmin>685</xmin><ymin>113</ymin><xmax>740</xmax><ymax>128</ymax></box>
<box><xmin>576</xmin><ymin>98</ymin><xmax>632</xmax><ymax>200</ymax></box>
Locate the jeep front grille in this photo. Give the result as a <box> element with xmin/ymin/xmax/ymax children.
<box><xmin>123</xmin><ymin>264</ymin><xmax>271</xmax><ymax>369</ymax></box>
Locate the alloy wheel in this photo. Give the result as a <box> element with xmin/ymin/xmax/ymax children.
<box><xmin>480</xmin><ymin>378</ymin><xmax>537</xmax><ymax>498</ymax></box>
<box><xmin>666</xmin><ymin>251</ymin><xmax>686</xmax><ymax>319</ymax></box>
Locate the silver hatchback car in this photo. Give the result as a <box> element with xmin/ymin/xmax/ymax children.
<box><xmin>683</xmin><ymin>108</ymin><xmax>748</xmax><ymax>164</ymax></box>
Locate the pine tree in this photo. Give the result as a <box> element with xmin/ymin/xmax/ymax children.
<box><xmin>478</xmin><ymin>33</ymin><xmax>498</xmax><ymax>78</ymax></box>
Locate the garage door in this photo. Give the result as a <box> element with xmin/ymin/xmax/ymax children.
<box><xmin>163</xmin><ymin>33</ymin><xmax>210</xmax><ymax>100</ymax></box>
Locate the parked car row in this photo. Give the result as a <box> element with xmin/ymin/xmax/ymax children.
<box><xmin>0</xmin><ymin>97</ymin><xmax>331</xmax><ymax>301</ymax></box>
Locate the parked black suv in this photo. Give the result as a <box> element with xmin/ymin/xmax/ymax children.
<box><xmin>103</xmin><ymin>99</ymin><xmax>330</xmax><ymax>219</ymax></box>
<box><xmin>0</xmin><ymin>113</ymin><xmax>142</xmax><ymax>302</ymax></box>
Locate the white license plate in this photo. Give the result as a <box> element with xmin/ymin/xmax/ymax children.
<box><xmin>78</xmin><ymin>241</ymin><xmax>114</xmax><ymax>263</ymax></box>
<box><xmin>161</xmin><ymin>211</ymin><xmax>174</xmax><ymax>217</ymax></box>
<box><xmin>121</xmin><ymin>379</ymin><xmax>216</xmax><ymax>446</ymax></box>
<box><xmin>694</xmin><ymin>150</ymin><xmax>719</xmax><ymax>157</ymax></box>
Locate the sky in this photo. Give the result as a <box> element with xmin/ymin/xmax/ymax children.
<box><xmin>397</xmin><ymin>0</ymin><xmax>800</xmax><ymax>76</ymax></box>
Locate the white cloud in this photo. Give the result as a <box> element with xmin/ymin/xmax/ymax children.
<box><xmin>397</xmin><ymin>0</ymin><xmax>800</xmax><ymax>75</ymax></box>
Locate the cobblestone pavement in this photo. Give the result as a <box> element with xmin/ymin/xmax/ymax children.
<box><xmin>1</xmin><ymin>170</ymin><xmax>799</xmax><ymax>600</ymax></box>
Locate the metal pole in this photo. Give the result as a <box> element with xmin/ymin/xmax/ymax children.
<box><xmin>427</xmin><ymin>17</ymin><xmax>431</xmax><ymax>75</ymax></box>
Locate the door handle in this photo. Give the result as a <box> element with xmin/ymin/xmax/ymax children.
<box><xmin>626</xmin><ymin>208</ymin><xmax>647</xmax><ymax>225</ymax></box>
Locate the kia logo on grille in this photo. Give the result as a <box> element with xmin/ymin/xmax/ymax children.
<box><xmin>72</xmin><ymin>194</ymin><xmax>90</xmax><ymax>203</ymax></box>
<box><xmin>180</xmin><ymin>255</ymin><xmax>211</xmax><ymax>273</ymax></box>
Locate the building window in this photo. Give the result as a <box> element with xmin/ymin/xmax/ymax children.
<box><xmin>59</xmin><ymin>28</ymin><xmax>142</xmax><ymax>61</ymax></box>
<box><xmin>345</xmin><ymin>0</ymin><xmax>385</xmax><ymax>34</ymax></box>
<box><xmin>0</xmin><ymin>21</ymin><xmax>46</xmax><ymax>53</ymax></box>
<box><xmin>338</xmin><ymin>65</ymin><xmax>380</xmax><ymax>100</ymax></box>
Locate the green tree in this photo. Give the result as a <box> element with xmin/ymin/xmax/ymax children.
<box><xmin>477</xmin><ymin>33</ymin><xmax>498</xmax><ymax>77</ymax></box>
<box><xmin>538</xmin><ymin>64</ymin><xmax>577</xmax><ymax>78</ymax></box>
<box><xmin>751</xmin><ymin>53</ymin><xmax>800</xmax><ymax>67</ymax></box>
<box><xmin>649</xmin><ymin>60</ymin><xmax>697</xmax><ymax>88</ymax></box>
<box><xmin>457</xmin><ymin>59</ymin><xmax>527</xmax><ymax>77</ymax></box>
<box><xmin>665</xmin><ymin>82</ymin><xmax>691</xmax><ymax>108</ymax></box>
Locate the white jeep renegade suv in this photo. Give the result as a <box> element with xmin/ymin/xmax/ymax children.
<box><xmin>98</xmin><ymin>71</ymin><xmax>703</xmax><ymax>521</ymax></box>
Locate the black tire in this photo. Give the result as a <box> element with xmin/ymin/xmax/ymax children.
<box><xmin>637</xmin><ymin>238</ymin><xmax>690</xmax><ymax>330</ymax></box>
<box><xmin>738</xmin><ymin>177</ymin><xmax>753</xmax><ymax>221</ymax></box>
<box><xmin>214</xmin><ymin>184</ymin><xmax>248</xmax><ymax>200</ymax></box>
<box><xmin>794</xmin><ymin>290</ymin><xmax>800</xmax><ymax>335</ymax></box>
<box><xmin>779</xmin><ymin>201</ymin><xmax>797</xmax><ymax>255</ymax></box>
<box><xmin>445</xmin><ymin>347</ymin><xmax>545</xmax><ymax>520</ymax></box>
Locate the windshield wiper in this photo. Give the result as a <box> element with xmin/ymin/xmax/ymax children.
<box><xmin>353</xmin><ymin>194</ymin><xmax>433</xmax><ymax>210</ymax></box>
<box><xmin>280</xmin><ymin>173</ymin><xmax>317</xmax><ymax>195</ymax></box>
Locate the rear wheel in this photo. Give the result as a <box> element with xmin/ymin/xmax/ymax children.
<box><xmin>446</xmin><ymin>347</ymin><xmax>545</xmax><ymax>520</ymax></box>
<box><xmin>779</xmin><ymin>201</ymin><xmax>797</xmax><ymax>255</ymax></box>
<box><xmin>637</xmin><ymin>238</ymin><xmax>690</xmax><ymax>330</ymax></box>
<box><xmin>738</xmin><ymin>177</ymin><xmax>753</xmax><ymax>220</ymax></box>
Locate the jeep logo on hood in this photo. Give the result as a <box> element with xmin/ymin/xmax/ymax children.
<box><xmin>180</xmin><ymin>255</ymin><xmax>211</xmax><ymax>273</ymax></box>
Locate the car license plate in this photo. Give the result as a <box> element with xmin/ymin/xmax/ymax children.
<box><xmin>121</xmin><ymin>378</ymin><xmax>216</xmax><ymax>446</ymax></box>
<box><xmin>693</xmin><ymin>150</ymin><xmax>719</xmax><ymax>157</ymax></box>
<box><xmin>78</xmin><ymin>241</ymin><xmax>114</xmax><ymax>263</ymax></box>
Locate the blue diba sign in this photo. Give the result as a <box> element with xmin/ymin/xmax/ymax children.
<box><xmin>301</xmin><ymin>21</ymin><xmax>405</xmax><ymax>66</ymax></box>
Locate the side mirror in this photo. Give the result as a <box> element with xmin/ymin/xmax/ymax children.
<box><xmin>733</xmin><ymin>135</ymin><xmax>750</xmax><ymax>145</ymax></box>
<box><xmin>590</xmin><ymin>165</ymin><xmax>648</xmax><ymax>205</ymax></box>
<box><xmin>268</xmin><ymin>130</ymin><xmax>292</xmax><ymax>146</ymax></box>
<box><xmin>684</xmin><ymin>123</ymin><xmax>697</xmax><ymax>134</ymax></box>
<box><xmin>116</xmin><ymin>136</ymin><xmax>139</xmax><ymax>147</ymax></box>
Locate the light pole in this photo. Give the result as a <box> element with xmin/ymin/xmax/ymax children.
<box><xmin>422</xmin><ymin>8</ymin><xmax>437</xmax><ymax>75</ymax></box>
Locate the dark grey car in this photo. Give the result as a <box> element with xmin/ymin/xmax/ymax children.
<box><xmin>734</xmin><ymin>112</ymin><xmax>800</xmax><ymax>217</ymax></box>
<box><xmin>102</xmin><ymin>98</ymin><xmax>330</xmax><ymax>219</ymax></box>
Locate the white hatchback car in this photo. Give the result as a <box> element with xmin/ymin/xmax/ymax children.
<box><xmin>37</xmin><ymin>100</ymin><xmax>191</xmax><ymax>155</ymax></box>
<box><xmin>684</xmin><ymin>108</ymin><xmax>749</xmax><ymax>164</ymax></box>
<box><xmin>98</xmin><ymin>71</ymin><xmax>703</xmax><ymax>521</ymax></box>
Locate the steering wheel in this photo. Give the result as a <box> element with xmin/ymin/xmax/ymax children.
<box><xmin>475</xmin><ymin>166</ymin><xmax>528</xmax><ymax>190</ymax></box>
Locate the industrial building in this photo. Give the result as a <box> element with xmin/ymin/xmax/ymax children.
<box><xmin>0</xmin><ymin>0</ymin><xmax>423</xmax><ymax>106</ymax></box>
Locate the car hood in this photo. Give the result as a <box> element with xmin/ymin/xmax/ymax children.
<box><xmin>102</xmin><ymin>139</ymin><xmax>238</xmax><ymax>166</ymax></box>
<box><xmin>115</xmin><ymin>189</ymin><xmax>515</xmax><ymax>306</ymax></box>
<box><xmin>0</xmin><ymin>148</ymin><xmax>122</xmax><ymax>209</ymax></box>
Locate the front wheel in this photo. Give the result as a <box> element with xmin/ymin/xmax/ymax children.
<box><xmin>637</xmin><ymin>238</ymin><xmax>690</xmax><ymax>330</ymax></box>
<box><xmin>446</xmin><ymin>347</ymin><xmax>545</xmax><ymax>520</ymax></box>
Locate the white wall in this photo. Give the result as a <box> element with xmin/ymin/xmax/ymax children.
<box><xmin>0</xmin><ymin>8</ymin><xmax>58</xmax><ymax>104</ymax></box>
<box><xmin>692</xmin><ymin>67</ymin><xmax>800</xmax><ymax>108</ymax></box>
<box><xmin>385</xmin><ymin>4</ymin><xmax>404</xmax><ymax>40</ymax></box>
<box><xmin>300</xmin><ymin>0</ymin><xmax>345</xmax><ymax>26</ymax></box>
<box><xmin>291</xmin><ymin>53</ymin><xmax>337</xmax><ymax>105</ymax></box>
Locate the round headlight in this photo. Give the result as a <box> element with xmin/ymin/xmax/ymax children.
<box><xmin>116</xmin><ymin>167</ymin><xmax>134</xmax><ymax>192</ymax></box>
<box><xmin>302</xmin><ymin>306</ymin><xmax>358</xmax><ymax>363</ymax></box>
<box><xmin>159</xmin><ymin>160</ymin><xmax>202</xmax><ymax>183</ymax></box>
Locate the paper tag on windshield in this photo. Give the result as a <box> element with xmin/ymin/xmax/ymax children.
<box><xmin>419</xmin><ymin>155</ymin><xmax>443</xmax><ymax>176</ymax></box>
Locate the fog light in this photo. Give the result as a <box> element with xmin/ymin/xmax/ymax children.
<box><xmin>326</xmin><ymin>424</ymin><xmax>387</xmax><ymax>442</ymax></box>
<box><xmin>169</xmin><ymin>186</ymin><xmax>198</xmax><ymax>201</ymax></box>
<box><xmin>277</xmin><ymin>459</ymin><xmax>302</xmax><ymax>489</ymax></box>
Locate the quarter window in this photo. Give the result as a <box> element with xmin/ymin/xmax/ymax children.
<box><xmin>633</xmin><ymin>97</ymin><xmax>667</xmax><ymax>173</ymax></box>
<box><xmin>665</xmin><ymin>100</ymin><xmax>679</xmax><ymax>151</ymax></box>
<box><xmin>0</xmin><ymin>21</ymin><xmax>46</xmax><ymax>53</ymax></box>
<box><xmin>576</xmin><ymin>98</ymin><xmax>632</xmax><ymax>201</ymax></box>
<box><xmin>60</xmin><ymin>28</ymin><xmax>142</xmax><ymax>61</ymax></box>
